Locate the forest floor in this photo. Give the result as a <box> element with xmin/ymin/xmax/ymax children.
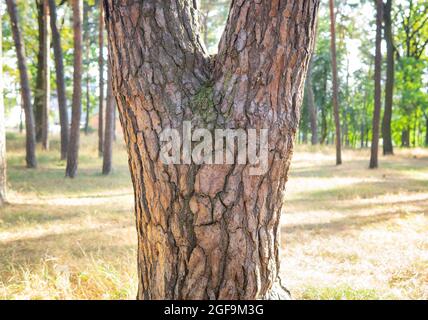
<box><xmin>0</xmin><ymin>133</ymin><xmax>427</xmax><ymax>300</ymax></box>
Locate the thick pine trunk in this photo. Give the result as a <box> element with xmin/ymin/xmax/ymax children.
<box><xmin>329</xmin><ymin>0</ymin><xmax>342</xmax><ymax>165</ymax></box>
<box><xmin>102</xmin><ymin>59</ymin><xmax>114</xmax><ymax>175</ymax></box>
<box><xmin>7</xmin><ymin>0</ymin><xmax>37</xmax><ymax>168</ymax></box>
<box><xmin>98</xmin><ymin>2</ymin><xmax>105</xmax><ymax>157</ymax></box>
<box><xmin>105</xmin><ymin>0</ymin><xmax>319</xmax><ymax>300</ymax></box>
<box><xmin>65</xmin><ymin>0</ymin><xmax>83</xmax><ymax>178</ymax></box>
<box><xmin>0</xmin><ymin>13</ymin><xmax>6</xmax><ymax>205</ymax></box>
<box><xmin>42</xmin><ymin>0</ymin><xmax>50</xmax><ymax>150</ymax></box>
<box><xmin>370</xmin><ymin>0</ymin><xmax>383</xmax><ymax>169</ymax></box>
<box><xmin>382</xmin><ymin>0</ymin><xmax>394</xmax><ymax>156</ymax></box>
<box><xmin>48</xmin><ymin>0</ymin><xmax>69</xmax><ymax>160</ymax></box>
<box><xmin>306</xmin><ymin>59</ymin><xmax>318</xmax><ymax>145</ymax></box>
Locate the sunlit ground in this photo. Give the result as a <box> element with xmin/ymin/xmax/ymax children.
<box><xmin>0</xmin><ymin>133</ymin><xmax>427</xmax><ymax>300</ymax></box>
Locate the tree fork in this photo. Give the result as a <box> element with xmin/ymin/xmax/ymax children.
<box><xmin>105</xmin><ymin>0</ymin><xmax>319</xmax><ymax>300</ymax></box>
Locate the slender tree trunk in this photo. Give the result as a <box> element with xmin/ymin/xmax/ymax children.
<box><xmin>0</xmin><ymin>13</ymin><xmax>6</xmax><ymax>205</ymax></box>
<box><xmin>65</xmin><ymin>0</ymin><xmax>83</xmax><ymax>178</ymax></box>
<box><xmin>425</xmin><ymin>116</ymin><xmax>428</xmax><ymax>147</ymax></box>
<box><xmin>306</xmin><ymin>59</ymin><xmax>318</xmax><ymax>145</ymax></box>
<box><xmin>6</xmin><ymin>0</ymin><xmax>37</xmax><ymax>168</ymax></box>
<box><xmin>102</xmin><ymin>59</ymin><xmax>114</xmax><ymax>175</ymax></box>
<box><xmin>382</xmin><ymin>0</ymin><xmax>394</xmax><ymax>155</ymax></box>
<box><xmin>98</xmin><ymin>2</ymin><xmax>104</xmax><ymax>157</ymax></box>
<box><xmin>370</xmin><ymin>0</ymin><xmax>383</xmax><ymax>169</ymax></box>
<box><xmin>105</xmin><ymin>0</ymin><xmax>319</xmax><ymax>300</ymax></box>
<box><xmin>84</xmin><ymin>2</ymin><xmax>90</xmax><ymax>135</ymax></box>
<box><xmin>329</xmin><ymin>0</ymin><xmax>342</xmax><ymax>165</ymax></box>
<box><xmin>48</xmin><ymin>0</ymin><xmax>69</xmax><ymax>160</ymax></box>
<box><xmin>35</xmin><ymin>1</ymin><xmax>44</xmax><ymax>143</ymax></box>
<box><xmin>401</xmin><ymin>128</ymin><xmax>410</xmax><ymax>147</ymax></box>
<box><xmin>42</xmin><ymin>0</ymin><xmax>50</xmax><ymax>150</ymax></box>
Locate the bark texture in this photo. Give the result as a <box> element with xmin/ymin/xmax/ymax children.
<box><xmin>48</xmin><ymin>0</ymin><xmax>69</xmax><ymax>160</ymax></box>
<box><xmin>370</xmin><ymin>0</ymin><xmax>383</xmax><ymax>169</ymax></box>
<box><xmin>98</xmin><ymin>2</ymin><xmax>105</xmax><ymax>157</ymax></box>
<box><xmin>328</xmin><ymin>0</ymin><xmax>342</xmax><ymax>165</ymax></box>
<box><xmin>105</xmin><ymin>0</ymin><xmax>319</xmax><ymax>300</ymax></box>
<box><xmin>65</xmin><ymin>0</ymin><xmax>83</xmax><ymax>178</ymax></box>
<box><xmin>382</xmin><ymin>0</ymin><xmax>394</xmax><ymax>156</ymax></box>
<box><xmin>7</xmin><ymin>0</ymin><xmax>37</xmax><ymax>168</ymax></box>
<box><xmin>42</xmin><ymin>0</ymin><xmax>51</xmax><ymax>150</ymax></box>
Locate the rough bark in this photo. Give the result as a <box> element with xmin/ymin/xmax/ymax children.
<box><xmin>102</xmin><ymin>58</ymin><xmax>114</xmax><ymax>175</ymax></box>
<box><xmin>98</xmin><ymin>2</ymin><xmax>105</xmax><ymax>157</ymax></box>
<box><xmin>382</xmin><ymin>0</ymin><xmax>394</xmax><ymax>156</ymax></box>
<box><xmin>65</xmin><ymin>0</ymin><xmax>83</xmax><ymax>178</ymax></box>
<box><xmin>0</xmin><ymin>13</ymin><xmax>6</xmax><ymax>205</ymax></box>
<box><xmin>370</xmin><ymin>0</ymin><xmax>383</xmax><ymax>169</ymax></box>
<box><xmin>105</xmin><ymin>0</ymin><xmax>319</xmax><ymax>300</ymax></box>
<box><xmin>306</xmin><ymin>58</ymin><xmax>318</xmax><ymax>145</ymax></box>
<box><xmin>48</xmin><ymin>0</ymin><xmax>69</xmax><ymax>160</ymax></box>
<box><xmin>7</xmin><ymin>0</ymin><xmax>37</xmax><ymax>168</ymax></box>
<box><xmin>42</xmin><ymin>0</ymin><xmax>50</xmax><ymax>150</ymax></box>
<box><xmin>329</xmin><ymin>0</ymin><xmax>342</xmax><ymax>165</ymax></box>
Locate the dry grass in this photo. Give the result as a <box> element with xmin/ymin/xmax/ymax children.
<box><xmin>0</xmin><ymin>133</ymin><xmax>427</xmax><ymax>300</ymax></box>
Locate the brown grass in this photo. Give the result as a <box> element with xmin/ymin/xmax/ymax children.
<box><xmin>0</xmin><ymin>133</ymin><xmax>427</xmax><ymax>299</ymax></box>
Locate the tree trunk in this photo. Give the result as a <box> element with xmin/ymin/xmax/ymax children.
<box><xmin>0</xmin><ymin>13</ymin><xmax>6</xmax><ymax>205</ymax></box>
<box><xmin>370</xmin><ymin>0</ymin><xmax>383</xmax><ymax>169</ymax></box>
<box><xmin>35</xmin><ymin>1</ymin><xmax>44</xmax><ymax>143</ymax></box>
<box><xmin>306</xmin><ymin>59</ymin><xmax>318</xmax><ymax>145</ymax></box>
<box><xmin>401</xmin><ymin>128</ymin><xmax>410</xmax><ymax>147</ymax></box>
<box><xmin>102</xmin><ymin>58</ymin><xmax>114</xmax><ymax>175</ymax></box>
<box><xmin>98</xmin><ymin>2</ymin><xmax>105</xmax><ymax>157</ymax></box>
<box><xmin>48</xmin><ymin>0</ymin><xmax>69</xmax><ymax>160</ymax></box>
<box><xmin>6</xmin><ymin>0</ymin><xmax>37</xmax><ymax>168</ymax></box>
<box><xmin>382</xmin><ymin>0</ymin><xmax>394</xmax><ymax>156</ymax></box>
<box><xmin>84</xmin><ymin>2</ymin><xmax>90</xmax><ymax>136</ymax></box>
<box><xmin>329</xmin><ymin>0</ymin><xmax>342</xmax><ymax>165</ymax></box>
<box><xmin>65</xmin><ymin>0</ymin><xmax>83</xmax><ymax>178</ymax></box>
<box><xmin>425</xmin><ymin>116</ymin><xmax>428</xmax><ymax>147</ymax></box>
<box><xmin>42</xmin><ymin>0</ymin><xmax>50</xmax><ymax>150</ymax></box>
<box><xmin>105</xmin><ymin>0</ymin><xmax>319</xmax><ymax>300</ymax></box>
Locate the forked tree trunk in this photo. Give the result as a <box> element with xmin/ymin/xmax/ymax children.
<box><xmin>329</xmin><ymin>0</ymin><xmax>342</xmax><ymax>165</ymax></box>
<box><xmin>306</xmin><ymin>59</ymin><xmax>318</xmax><ymax>145</ymax></box>
<box><xmin>105</xmin><ymin>0</ymin><xmax>319</xmax><ymax>300</ymax></box>
<box><xmin>7</xmin><ymin>0</ymin><xmax>37</xmax><ymax>168</ymax></box>
<box><xmin>370</xmin><ymin>0</ymin><xmax>383</xmax><ymax>169</ymax></box>
<box><xmin>102</xmin><ymin>59</ymin><xmax>114</xmax><ymax>175</ymax></box>
<box><xmin>382</xmin><ymin>0</ymin><xmax>394</xmax><ymax>156</ymax></box>
<box><xmin>42</xmin><ymin>0</ymin><xmax>50</xmax><ymax>150</ymax></box>
<box><xmin>98</xmin><ymin>2</ymin><xmax>105</xmax><ymax>157</ymax></box>
<box><xmin>48</xmin><ymin>0</ymin><xmax>69</xmax><ymax>160</ymax></box>
<box><xmin>0</xmin><ymin>13</ymin><xmax>6</xmax><ymax>205</ymax></box>
<box><xmin>65</xmin><ymin>0</ymin><xmax>83</xmax><ymax>178</ymax></box>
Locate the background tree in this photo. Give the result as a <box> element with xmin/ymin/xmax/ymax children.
<box><xmin>0</xmin><ymin>9</ymin><xmax>6</xmax><ymax>206</ymax></box>
<box><xmin>105</xmin><ymin>0</ymin><xmax>319</xmax><ymax>300</ymax></box>
<box><xmin>370</xmin><ymin>0</ymin><xmax>384</xmax><ymax>169</ymax></box>
<box><xmin>41</xmin><ymin>0</ymin><xmax>50</xmax><ymax>150</ymax></box>
<box><xmin>102</xmin><ymin>59</ymin><xmax>113</xmax><ymax>175</ymax></box>
<box><xmin>382</xmin><ymin>0</ymin><xmax>395</xmax><ymax>155</ymax></box>
<box><xmin>48</xmin><ymin>0</ymin><xmax>69</xmax><ymax>160</ymax></box>
<box><xmin>98</xmin><ymin>1</ymin><xmax>104</xmax><ymax>157</ymax></box>
<box><xmin>65</xmin><ymin>0</ymin><xmax>83</xmax><ymax>178</ymax></box>
<box><xmin>6</xmin><ymin>0</ymin><xmax>37</xmax><ymax>168</ymax></box>
<box><xmin>329</xmin><ymin>0</ymin><xmax>342</xmax><ymax>165</ymax></box>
